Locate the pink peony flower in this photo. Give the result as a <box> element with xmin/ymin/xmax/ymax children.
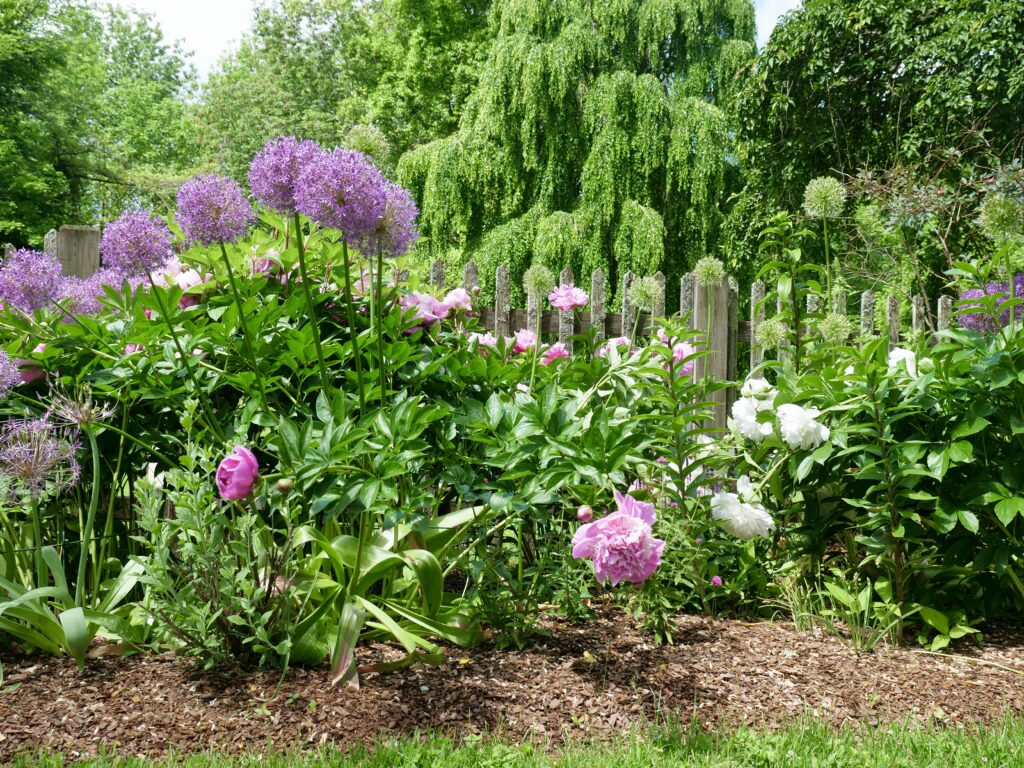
<box><xmin>443</xmin><ymin>288</ymin><xmax>472</xmax><ymax>312</ymax></box>
<box><xmin>710</xmin><ymin>575</ymin><xmax>723</xmax><ymax>587</ymax></box>
<box><xmin>399</xmin><ymin>291</ymin><xmax>449</xmax><ymax>332</ymax></box>
<box><xmin>467</xmin><ymin>331</ymin><xmax>498</xmax><ymax>354</ymax></box>
<box><xmin>548</xmin><ymin>284</ymin><xmax>588</xmax><ymax>312</ymax></box>
<box><xmin>216</xmin><ymin>446</ymin><xmax>259</xmax><ymax>500</ymax></box>
<box><xmin>512</xmin><ymin>328</ymin><xmax>537</xmax><ymax>354</ymax></box>
<box><xmin>671</xmin><ymin>342</ymin><xmax>696</xmax><ymax>376</ymax></box>
<box><xmin>571</xmin><ymin>490</ymin><xmax>663</xmax><ymax>585</ymax></box>
<box><xmin>577</xmin><ymin>505</ymin><xmax>593</xmax><ymax>523</ymax></box>
<box><xmin>596</xmin><ymin>336</ymin><xmax>633</xmax><ymax>357</ymax></box>
<box><xmin>123</xmin><ymin>343</ymin><xmax>144</xmax><ymax>355</ymax></box>
<box><xmin>539</xmin><ymin>342</ymin><xmax>570</xmax><ymax>366</ymax></box>
<box><xmin>15</xmin><ymin>343</ymin><xmax>47</xmax><ymax>384</ymax></box>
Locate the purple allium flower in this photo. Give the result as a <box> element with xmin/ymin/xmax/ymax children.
<box><xmin>957</xmin><ymin>274</ymin><xmax>1024</xmax><ymax>331</ymax></box>
<box><xmin>710</xmin><ymin>575</ymin><xmax>723</xmax><ymax>587</ymax></box>
<box><xmin>0</xmin><ymin>351</ymin><xmax>20</xmax><ymax>398</ymax></box>
<box><xmin>548</xmin><ymin>284</ymin><xmax>588</xmax><ymax>312</ymax></box>
<box><xmin>248</xmin><ymin>136</ymin><xmax>322</xmax><ymax>215</ymax></box>
<box><xmin>175</xmin><ymin>174</ymin><xmax>254</xmax><ymax>246</ymax></box>
<box><xmin>0</xmin><ymin>249</ymin><xmax>63</xmax><ymax>312</ymax></box>
<box><xmin>100</xmin><ymin>210</ymin><xmax>173</xmax><ymax>274</ymax></box>
<box><xmin>354</xmin><ymin>181</ymin><xmax>419</xmax><ymax>258</ymax></box>
<box><xmin>295</xmin><ymin>148</ymin><xmax>388</xmax><ymax>243</ymax></box>
<box><xmin>0</xmin><ymin>416</ymin><xmax>81</xmax><ymax>497</ymax></box>
<box><xmin>571</xmin><ymin>490</ymin><xmax>664</xmax><ymax>585</ymax></box>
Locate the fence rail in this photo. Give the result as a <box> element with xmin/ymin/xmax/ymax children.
<box><xmin>4</xmin><ymin>227</ymin><xmax>959</xmax><ymax>428</ymax></box>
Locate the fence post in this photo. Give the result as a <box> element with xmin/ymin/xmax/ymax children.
<box><xmin>750</xmin><ymin>280</ymin><xmax>765</xmax><ymax>373</ymax></box>
<box><xmin>937</xmin><ymin>295</ymin><xmax>953</xmax><ymax>333</ymax></box>
<box><xmin>886</xmin><ymin>294</ymin><xmax>900</xmax><ymax>347</ymax></box>
<box><xmin>727</xmin><ymin>277</ymin><xmax>738</xmax><ymax>412</ymax></box>
<box><xmin>56</xmin><ymin>225</ymin><xmax>100</xmax><ymax>278</ymax></box>
<box><xmin>44</xmin><ymin>228</ymin><xmax>57</xmax><ymax>256</ymax></box>
<box><xmin>590</xmin><ymin>268</ymin><xmax>606</xmax><ymax>341</ymax></box>
<box><xmin>463</xmin><ymin>261</ymin><xmax>479</xmax><ymax>293</ymax></box>
<box><xmin>559</xmin><ymin>266</ymin><xmax>575</xmax><ymax>351</ymax></box>
<box><xmin>680</xmin><ymin>273</ymin><xmax>695</xmax><ymax>330</ymax></box>
<box><xmin>621</xmin><ymin>271</ymin><xmax>636</xmax><ymax>340</ymax></box>
<box><xmin>652</xmin><ymin>271</ymin><xmax>666</xmax><ymax>326</ymax></box>
<box><xmin>912</xmin><ymin>294</ymin><xmax>928</xmax><ymax>336</ymax></box>
<box><xmin>860</xmin><ymin>290</ymin><xmax>875</xmax><ymax>337</ymax></box>
<box><xmin>494</xmin><ymin>264</ymin><xmax>511</xmax><ymax>339</ymax></box>
<box><xmin>526</xmin><ymin>282</ymin><xmax>540</xmax><ymax>336</ymax></box>
<box><xmin>3</xmin><ymin>243</ymin><xmax>13</xmax><ymax>260</ymax></box>
<box><xmin>429</xmin><ymin>259</ymin><xmax>445</xmax><ymax>289</ymax></box>
<box><xmin>694</xmin><ymin>275</ymin><xmax>730</xmax><ymax>430</ymax></box>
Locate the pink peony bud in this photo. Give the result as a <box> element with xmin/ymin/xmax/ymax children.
<box><xmin>216</xmin><ymin>445</ymin><xmax>260</xmax><ymax>500</ymax></box>
<box><xmin>710</xmin><ymin>575</ymin><xmax>723</xmax><ymax>587</ymax></box>
<box><xmin>577</xmin><ymin>505</ymin><xmax>593</xmax><ymax>523</ymax></box>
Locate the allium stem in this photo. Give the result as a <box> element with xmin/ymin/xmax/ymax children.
<box><xmin>30</xmin><ymin>497</ymin><xmax>45</xmax><ymax>589</ymax></box>
<box><xmin>822</xmin><ymin>215</ymin><xmax>832</xmax><ymax>314</ymax></box>
<box><xmin>218</xmin><ymin>242</ymin><xmax>267</xmax><ymax>405</ymax></box>
<box><xmin>293</xmin><ymin>214</ymin><xmax>331</xmax><ymax>392</ymax></box>
<box><xmin>375</xmin><ymin>250</ymin><xmax>387</xmax><ymax>406</ymax></box>
<box><xmin>75</xmin><ymin>429</ymin><xmax>102</xmax><ymax>607</ymax></box>
<box><xmin>341</xmin><ymin>238</ymin><xmax>366</xmax><ymax>412</ymax></box>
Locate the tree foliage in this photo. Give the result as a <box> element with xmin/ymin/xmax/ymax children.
<box><xmin>399</xmin><ymin>0</ymin><xmax>754</xmax><ymax>307</ymax></box>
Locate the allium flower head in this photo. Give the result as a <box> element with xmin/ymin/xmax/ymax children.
<box><xmin>49</xmin><ymin>386</ymin><xmax>115</xmax><ymax>429</ymax></box>
<box><xmin>803</xmin><ymin>176</ymin><xmax>847</xmax><ymax>219</ymax></box>
<box><xmin>0</xmin><ymin>417</ymin><xmax>81</xmax><ymax>497</ymax></box>
<box><xmin>248</xmin><ymin>136</ymin><xmax>322</xmax><ymax>215</ymax></box>
<box><xmin>710</xmin><ymin>491</ymin><xmax>775</xmax><ymax>540</ymax></box>
<box><xmin>957</xmin><ymin>274</ymin><xmax>1024</xmax><ymax>331</ymax></box>
<box><xmin>0</xmin><ymin>249</ymin><xmax>63</xmax><ymax>312</ymax></box>
<box><xmin>523</xmin><ymin>264</ymin><xmax>555</xmax><ymax>297</ymax></box>
<box><xmin>979</xmin><ymin>194</ymin><xmax>1024</xmax><ymax>241</ymax></box>
<box><xmin>100</xmin><ymin>210</ymin><xmax>173</xmax><ymax>274</ymax></box>
<box><xmin>627</xmin><ymin>275</ymin><xmax>660</xmax><ymax>312</ymax></box>
<box><xmin>0</xmin><ymin>351</ymin><xmax>19</xmax><ymax>398</ymax></box>
<box><xmin>548</xmin><ymin>283</ymin><xmax>588</xmax><ymax>312</ymax></box>
<box><xmin>295</xmin><ymin>148</ymin><xmax>388</xmax><ymax>243</ymax></box>
<box><xmin>777</xmin><ymin>403</ymin><xmax>830</xmax><ymax>450</ymax></box>
<box><xmin>176</xmin><ymin>174</ymin><xmax>254</xmax><ymax>246</ymax></box>
<box><xmin>693</xmin><ymin>256</ymin><xmax>726</xmax><ymax>288</ymax></box>
<box><xmin>355</xmin><ymin>181</ymin><xmax>419</xmax><ymax>257</ymax></box>
<box><xmin>571</xmin><ymin>490</ymin><xmax>664</xmax><ymax>585</ymax></box>
<box><xmin>818</xmin><ymin>312</ymin><xmax>853</xmax><ymax>346</ymax></box>
<box><xmin>755</xmin><ymin>317</ymin><xmax>789</xmax><ymax>348</ymax></box>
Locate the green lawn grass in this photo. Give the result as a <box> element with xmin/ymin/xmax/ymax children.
<box><xmin>12</xmin><ymin>718</ymin><xmax>1024</xmax><ymax>768</ymax></box>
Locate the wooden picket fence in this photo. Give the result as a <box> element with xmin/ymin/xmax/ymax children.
<box><xmin>5</xmin><ymin>226</ymin><xmax>959</xmax><ymax>428</ymax></box>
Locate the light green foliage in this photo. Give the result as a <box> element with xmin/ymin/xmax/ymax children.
<box><xmin>399</xmin><ymin>0</ymin><xmax>754</xmax><ymax>308</ymax></box>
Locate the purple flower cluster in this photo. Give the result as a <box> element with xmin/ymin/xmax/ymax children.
<box><xmin>571</xmin><ymin>490</ymin><xmax>665</xmax><ymax>585</ymax></box>
<box><xmin>295</xmin><ymin>148</ymin><xmax>388</xmax><ymax>244</ymax></box>
<box><xmin>0</xmin><ymin>249</ymin><xmax>64</xmax><ymax>312</ymax></box>
<box><xmin>176</xmin><ymin>174</ymin><xmax>254</xmax><ymax>246</ymax></box>
<box><xmin>0</xmin><ymin>351</ymin><xmax>19</xmax><ymax>399</ymax></box>
<box><xmin>0</xmin><ymin>416</ymin><xmax>81</xmax><ymax>497</ymax></box>
<box><xmin>958</xmin><ymin>275</ymin><xmax>1024</xmax><ymax>331</ymax></box>
<box><xmin>100</xmin><ymin>210</ymin><xmax>173</xmax><ymax>274</ymax></box>
<box><xmin>355</xmin><ymin>181</ymin><xmax>420</xmax><ymax>258</ymax></box>
<box><xmin>248</xmin><ymin>136</ymin><xmax>323</xmax><ymax>215</ymax></box>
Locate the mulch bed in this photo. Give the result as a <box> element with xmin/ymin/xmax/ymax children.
<box><xmin>2</xmin><ymin>612</ymin><xmax>1023</xmax><ymax>759</ymax></box>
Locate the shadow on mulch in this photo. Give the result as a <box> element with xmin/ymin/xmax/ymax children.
<box><xmin>2</xmin><ymin>611</ymin><xmax>1023</xmax><ymax>760</ymax></box>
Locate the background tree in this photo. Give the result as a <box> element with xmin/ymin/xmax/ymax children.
<box><xmin>398</xmin><ymin>0</ymin><xmax>755</xmax><ymax>307</ymax></box>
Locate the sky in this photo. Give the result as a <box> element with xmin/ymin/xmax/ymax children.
<box><xmin>107</xmin><ymin>0</ymin><xmax>803</xmax><ymax>79</ymax></box>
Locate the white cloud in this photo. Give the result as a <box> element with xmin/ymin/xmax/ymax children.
<box><xmin>756</xmin><ymin>0</ymin><xmax>803</xmax><ymax>48</ymax></box>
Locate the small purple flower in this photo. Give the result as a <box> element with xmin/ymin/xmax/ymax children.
<box><xmin>0</xmin><ymin>249</ymin><xmax>63</xmax><ymax>312</ymax></box>
<box><xmin>0</xmin><ymin>416</ymin><xmax>81</xmax><ymax>497</ymax></box>
<box><xmin>710</xmin><ymin>575</ymin><xmax>723</xmax><ymax>587</ymax></box>
<box><xmin>295</xmin><ymin>148</ymin><xmax>388</xmax><ymax>244</ymax></box>
<box><xmin>175</xmin><ymin>174</ymin><xmax>254</xmax><ymax>246</ymax></box>
<box><xmin>354</xmin><ymin>181</ymin><xmax>420</xmax><ymax>258</ymax></box>
<box><xmin>100</xmin><ymin>210</ymin><xmax>173</xmax><ymax>274</ymax></box>
<box><xmin>0</xmin><ymin>351</ymin><xmax>20</xmax><ymax>398</ymax></box>
<box><xmin>248</xmin><ymin>136</ymin><xmax>323</xmax><ymax>215</ymax></box>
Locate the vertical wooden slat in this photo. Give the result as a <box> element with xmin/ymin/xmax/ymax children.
<box><xmin>912</xmin><ymin>294</ymin><xmax>927</xmax><ymax>335</ymax></box>
<box><xmin>494</xmin><ymin>264</ymin><xmax>511</xmax><ymax>339</ymax></box>
<box><xmin>559</xmin><ymin>266</ymin><xmax>575</xmax><ymax>351</ymax></box>
<box><xmin>860</xmin><ymin>290</ymin><xmax>875</xmax><ymax>336</ymax></box>
<box><xmin>749</xmin><ymin>280</ymin><xmax>765</xmax><ymax>373</ymax></box>
<box><xmin>429</xmin><ymin>259</ymin><xmax>445</xmax><ymax>289</ymax></box>
<box><xmin>621</xmin><ymin>271</ymin><xmax>637</xmax><ymax>340</ymax></box>
<box><xmin>727</xmin><ymin>277</ymin><xmax>738</xmax><ymax>412</ymax></box>
<box><xmin>886</xmin><ymin>293</ymin><xmax>900</xmax><ymax>347</ymax></box>
<box><xmin>463</xmin><ymin>261</ymin><xmax>479</xmax><ymax>292</ymax></box>
<box><xmin>937</xmin><ymin>295</ymin><xmax>953</xmax><ymax>333</ymax></box>
<box><xmin>526</xmin><ymin>286</ymin><xmax>540</xmax><ymax>335</ymax></box>
<box><xmin>652</xmin><ymin>271</ymin><xmax>666</xmax><ymax>323</ymax></box>
<box><xmin>679</xmin><ymin>273</ymin><xmax>695</xmax><ymax>330</ymax></box>
<box><xmin>57</xmin><ymin>225</ymin><xmax>100</xmax><ymax>278</ymax></box>
<box><xmin>694</xmin><ymin>276</ymin><xmax>730</xmax><ymax>429</ymax></box>
<box><xmin>590</xmin><ymin>268</ymin><xmax>606</xmax><ymax>341</ymax></box>
<box><xmin>3</xmin><ymin>243</ymin><xmax>13</xmax><ymax>260</ymax></box>
<box><xmin>43</xmin><ymin>228</ymin><xmax>57</xmax><ymax>256</ymax></box>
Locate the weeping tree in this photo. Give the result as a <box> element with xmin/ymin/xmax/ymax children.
<box><xmin>398</xmin><ymin>0</ymin><xmax>755</xmax><ymax>307</ymax></box>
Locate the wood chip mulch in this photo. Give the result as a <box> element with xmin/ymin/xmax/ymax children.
<box><xmin>2</xmin><ymin>613</ymin><xmax>1023</xmax><ymax>760</ymax></box>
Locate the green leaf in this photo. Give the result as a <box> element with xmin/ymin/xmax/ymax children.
<box><xmin>952</xmin><ymin>417</ymin><xmax>989</xmax><ymax>438</ymax></box>
<box><xmin>918</xmin><ymin>606</ymin><xmax>950</xmax><ymax>636</ymax></box>
<box><xmin>958</xmin><ymin>510</ymin><xmax>979</xmax><ymax>533</ymax></box>
<box><xmin>402</xmin><ymin>550</ymin><xmax>443</xmax><ymax>617</ymax></box>
<box><xmin>59</xmin><ymin>607</ymin><xmax>92</xmax><ymax>669</ymax></box>
<box><xmin>948</xmin><ymin>441</ymin><xmax>974</xmax><ymax>464</ymax></box>
<box><xmin>995</xmin><ymin>497</ymin><xmax>1024</xmax><ymax>526</ymax></box>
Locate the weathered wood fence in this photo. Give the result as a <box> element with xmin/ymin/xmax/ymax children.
<box><xmin>4</xmin><ymin>229</ymin><xmax>959</xmax><ymax>427</ymax></box>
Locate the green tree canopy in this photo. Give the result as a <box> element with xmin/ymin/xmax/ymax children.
<box><xmin>398</xmin><ymin>0</ymin><xmax>755</xmax><ymax>307</ymax></box>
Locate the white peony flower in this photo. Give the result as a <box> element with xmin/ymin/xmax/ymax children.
<box><xmin>736</xmin><ymin>474</ymin><xmax>755</xmax><ymax>500</ymax></box>
<box><xmin>777</xmin><ymin>403</ymin><xmax>830</xmax><ymax>450</ymax></box>
<box><xmin>741</xmin><ymin>377</ymin><xmax>775</xmax><ymax>398</ymax></box>
<box><xmin>731</xmin><ymin>396</ymin><xmax>773</xmax><ymax>441</ymax></box>
<box><xmin>888</xmin><ymin>347</ymin><xmax>917</xmax><ymax>377</ymax></box>
<box><xmin>711</xmin><ymin>491</ymin><xmax>776</xmax><ymax>539</ymax></box>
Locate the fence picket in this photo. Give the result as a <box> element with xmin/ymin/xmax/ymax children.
<box><xmin>861</xmin><ymin>290</ymin><xmax>875</xmax><ymax>336</ymax></box>
<box><xmin>559</xmin><ymin>266</ymin><xmax>575</xmax><ymax>351</ymax></box>
<box><xmin>429</xmin><ymin>259</ymin><xmax>445</xmax><ymax>289</ymax></box>
<box><xmin>590</xmin><ymin>268</ymin><xmax>606</xmax><ymax>341</ymax></box>
<box><xmin>463</xmin><ymin>261</ymin><xmax>479</xmax><ymax>292</ymax></box>
<box><xmin>494</xmin><ymin>264</ymin><xmax>511</xmax><ymax>339</ymax></box>
<box><xmin>886</xmin><ymin>294</ymin><xmax>900</xmax><ymax>347</ymax></box>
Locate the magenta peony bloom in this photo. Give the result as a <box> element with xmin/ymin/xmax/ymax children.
<box><xmin>100</xmin><ymin>210</ymin><xmax>173</xmax><ymax>274</ymax></box>
<box><xmin>248</xmin><ymin>136</ymin><xmax>322</xmax><ymax>215</ymax></box>
<box><xmin>540</xmin><ymin>342</ymin><xmax>570</xmax><ymax>366</ymax></box>
<box><xmin>399</xmin><ymin>291</ymin><xmax>449</xmax><ymax>332</ymax></box>
<box><xmin>295</xmin><ymin>148</ymin><xmax>388</xmax><ymax>244</ymax></box>
<box><xmin>672</xmin><ymin>341</ymin><xmax>696</xmax><ymax>376</ymax></box>
<box><xmin>14</xmin><ymin>343</ymin><xmax>47</xmax><ymax>384</ymax></box>
<box><xmin>216</xmin><ymin>446</ymin><xmax>260</xmax><ymax>500</ymax></box>
<box><xmin>548</xmin><ymin>284</ymin><xmax>588</xmax><ymax>312</ymax></box>
<box><xmin>467</xmin><ymin>331</ymin><xmax>498</xmax><ymax>353</ymax></box>
<box><xmin>176</xmin><ymin>174</ymin><xmax>255</xmax><ymax>246</ymax></box>
<box><xmin>596</xmin><ymin>336</ymin><xmax>633</xmax><ymax>357</ymax></box>
<box><xmin>513</xmin><ymin>328</ymin><xmax>537</xmax><ymax>354</ymax></box>
<box><xmin>571</xmin><ymin>490</ymin><xmax>664</xmax><ymax>585</ymax></box>
<box><xmin>0</xmin><ymin>249</ymin><xmax>63</xmax><ymax>312</ymax></box>
<box><xmin>710</xmin><ymin>575</ymin><xmax>723</xmax><ymax>587</ymax></box>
